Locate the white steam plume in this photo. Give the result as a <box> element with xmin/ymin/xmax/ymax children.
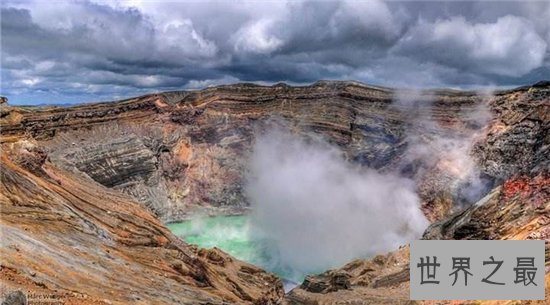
<box><xmin>245</xmin><ymin>126</ymin><xmax>429</xmax><ymax>280</ymax></box>
<box><xmin>393</xmin><ymin>89</ymin><xmax>494</xmax><ymax>206</ymax></box>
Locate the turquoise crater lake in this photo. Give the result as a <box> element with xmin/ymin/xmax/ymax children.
<box><xmin>167</xmin><ymin>215</ymin><xmax>301</xmax><ymax>289</ymax></box>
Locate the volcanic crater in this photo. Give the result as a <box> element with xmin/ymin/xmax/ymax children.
<box><xmin>0</xmin><ymin>81</ymin><xmax>548</xmax><ymax>304</ymax></box>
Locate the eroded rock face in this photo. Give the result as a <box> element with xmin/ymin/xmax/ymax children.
<box><xmin>285</xmin><ymin>86</ymin><xmax>549</xmax><ymax>305</ymax></box>
<box><xmin>0</xmin><ymin>81</ymin><xmax>548</xmax><ymax>304</ymax></box>
<box><xmin>0</xmin><ymin>140</ymin><xmax>284</xmax><ymax>304</ymax></box>
<box><xmin>285</xmin><ymin>249</ymin><xmax>413</xmax><ymax>305</ymax></box>
<box><xmin>286</xmin><ymin>172</ymin><xmax>549</xmax><ymax>305</ymax></box>
<box><xmin>283</xmin><ymin>81</ymin><xmax>549</xmax><ymax>305</ymax></box>
<box><xmin>61</xmin><ymin>137</ymin><xmax>157</xmax><ymax>188</ymax></box>
<box><xmin>474</xmin><ymin>85</ymin><xmax>550</xmax><ymax>179</ymax></box>
<box><xmin>4</xmin><ymin>81</ymin><xmax>547</xmax><ymax>223</ymax></box>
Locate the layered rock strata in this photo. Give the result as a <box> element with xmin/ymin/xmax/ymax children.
<box><xmin>0</xmin><ymin>139</ymin><xmax>283</xmax><ymax>304</ymax></box>
<box><xmin>1</xmin><ymin>81</ymin><xmax>548</xmax><ymax>304</ymax></box>
<box><xmin>3</xmin><ymin>81</ymin><xmax>547</xmax><ymax>223</ymax></box>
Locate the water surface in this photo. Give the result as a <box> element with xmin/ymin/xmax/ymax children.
<box><xmin>167</xmin><ymin>215</ymin><xmax>300</xmax><ymax>290</ymax></box>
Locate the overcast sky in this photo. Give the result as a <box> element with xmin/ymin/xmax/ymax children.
<box><xmin>1</xmin><ymin>0</ymin><xmax>550</xmax><ymax>105</ymax></box>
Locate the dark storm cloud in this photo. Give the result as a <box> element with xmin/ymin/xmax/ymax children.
<box><xmin>1</xmin><ymin>0</ymin><xmax>549</xmax><ymax>104</ymax></box>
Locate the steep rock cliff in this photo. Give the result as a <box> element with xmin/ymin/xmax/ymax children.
<box><xmin>284</xmin><ymin>82</ymin><xmax>549</xmax><ymax>305</ymax></box>
<box><xmin>1</xmin><ymin>81</ymin><xmax>548</xmax><ymax>304</ymax></box>
<box><xmin>285</xmin><ymin>171</ymin><xmax>549</xmax><ymax>305</ymax></box>
<box><xmin>5</xmin><ymin>81</ymin><xmax>546</xmax><ymax>223</ymax></box>
<box><xmin>0</xmin><ymin>140</ymin><xmax>283</xmax><ymax>304</ymax></box>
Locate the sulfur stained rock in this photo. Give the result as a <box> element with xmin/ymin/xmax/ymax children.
<box><xmin>423</xmin><ymin>174</ymin><xmax>550</xmax><ymax>243</ymax></box>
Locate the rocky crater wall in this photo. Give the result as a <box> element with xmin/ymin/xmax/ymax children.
<box><xmin>1</xmin><ymin>81</ymin><xmax>548</xmax><ymax>223</ymax></box>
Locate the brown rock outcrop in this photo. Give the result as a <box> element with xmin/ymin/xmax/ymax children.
<box><xmin>285</xmin><ymin>172</ymin><xmax>549</xmax><ymax>305</ymax></box>
<box><xmin>284</xmin><ymin>82</ymin><xmax>549</xmax><ymax>305</ymax></box>
<box><xmin>0</xmin><ymin>140</ymin><xmax>283</xmax><ymax>304</ymax></box>
<box><xmin>0</xmin><ymin>81</ymin><xmax>548</xmax><ymax>304</ymax></box>
<box><xmin>4</xmin><ymin>81</ymin><xmax>547</xmax><ymax>223</ymax></box>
